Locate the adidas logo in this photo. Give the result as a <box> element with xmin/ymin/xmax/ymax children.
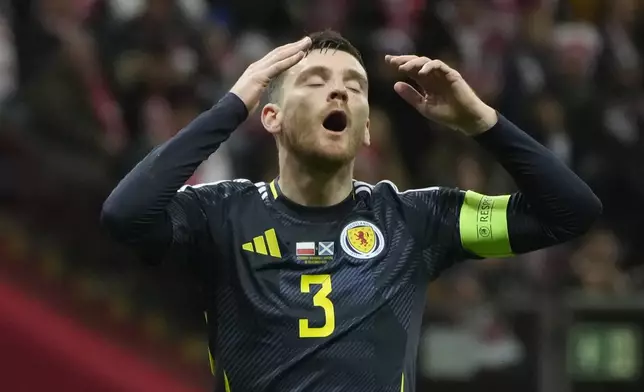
<box><xmin>242</xmin><ymin>228</ymin><xmax>282</xmax><ymax>258</ymax></box>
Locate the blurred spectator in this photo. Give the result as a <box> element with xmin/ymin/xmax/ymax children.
<box><xmin>0</xmin><ymin>11</ymin><xmax>15</xmax><ymax>102</ymax></box>
<box><xmin>570</xmin><ymin>228</ymin><xmax>632</xmax><ymax>296</ymax></box>
<box><xmin>354</xmin><ymin>107</ymin><xmax>409</xmax><ymax>188</ymax></box>
<box><xmin>420</xmin><ymin>272</ymin><xmax>526</xmax><ymax>385</ymax></box>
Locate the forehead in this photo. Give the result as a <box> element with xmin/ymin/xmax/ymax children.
<box><xmin>282</xmin><ymin>49</ymin><xmax>367</xmax><ymax>84</ymax></box>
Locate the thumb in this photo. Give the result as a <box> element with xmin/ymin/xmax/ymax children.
<box><xmin>394</xmin><ymin>82</ymin><xmax>425</xmax><ymax>110</ymax></box>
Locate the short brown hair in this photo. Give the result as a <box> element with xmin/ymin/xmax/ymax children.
<box><xmin>267</xmin><ymin>30</ymin><xmax>365</xmax><ymax>103</ymax></box>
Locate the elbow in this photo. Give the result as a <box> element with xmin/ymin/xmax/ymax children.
<box><xmin>100</xmin><ymin>195</ymin><xmax>166</xmax><ymax>246</ymax></box>
<box><xmin>589</xmin><ymin>193</ymin><xmax>603</xmax><ymax>221</ymax></box>
<box><xmin>577</xmin><ymin>191</ymin><xmax>603</xmax><ymax>232</ymax></box>
<box><xmin>100</xmin><ymin>202</ymin><xmax>116</xmax><ymax>230</ymax></box>
<box><xmin>100</xmin><ymin>197</ymin><xmax>130</xmax><ymax>241</ymax></box>
<box><xmin>557</xmin><ymin>192</ymin><xmax>603</xmax><ymax>241</ymax></box>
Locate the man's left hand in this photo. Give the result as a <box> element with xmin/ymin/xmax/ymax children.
<box><xmin>385</xmin><ymin>55</ymin><xmax>498</xmax><ymax>136</ymax></box>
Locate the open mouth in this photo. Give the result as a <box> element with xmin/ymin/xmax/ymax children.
<box><xmin>322</xmin><ymin>110</ymin><xmax>348</xmax><ymax>132</ymax></box>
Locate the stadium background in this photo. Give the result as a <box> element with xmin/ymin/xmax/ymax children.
<box><xmin>0</xmin><ymin>0</ymin><xmax>643</xmax><ymax>391</ymax></box>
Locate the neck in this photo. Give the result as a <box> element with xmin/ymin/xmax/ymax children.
<box><xmin>278</xmin><ymin>152</ymin><xmax>354</xmax><ymax>207</ymax></box>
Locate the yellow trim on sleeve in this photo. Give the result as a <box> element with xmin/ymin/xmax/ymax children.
<box><xmin>224</xmin><ymin>371</ymin><xmax>232</xmax><ymax>392</ymax></box>
<box><xmin>204</xmin><ymin>311</ymin><xmax>216</xmax><ymax>375</ymax></box>
<box><xmin>459</xmin><ymin>191</ymin><xmax>513</xmax><ymax>257</ymax></box>
<box><xmin>208</xmin><ymin>348</ymin><xmax>216</xmax><ymax>375</ymax></box>
<box><xmin>204</xmin><ymin>311</ymin><xmax>231</xmax><ymax>391</ymax></box>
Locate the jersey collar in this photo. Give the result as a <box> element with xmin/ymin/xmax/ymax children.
<box><xmin>268</xmin><ymin>177</ymin><xmax>357</xmax><ymax>221</ymax></box>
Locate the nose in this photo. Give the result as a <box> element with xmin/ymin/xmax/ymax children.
<box><xmin>328</xmin><ymin>87</ymin><xmax>348</xmax><ymax>103</ymax></box>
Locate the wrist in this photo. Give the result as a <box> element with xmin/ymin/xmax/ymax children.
<box><xmin>461</xmin><ymin>105</ymin><xmax>498</xmax><ymax>136</ymax></box>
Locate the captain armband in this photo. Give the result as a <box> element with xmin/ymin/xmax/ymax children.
<box><xmin>458</xmin><ymin>191</ymin><xmax>513</xmax><ymax>258</ymax></box>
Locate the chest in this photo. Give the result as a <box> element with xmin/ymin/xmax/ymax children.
<box><xmin>229</xmin><ymin>209</ymin><xmax>392</xmax><ymax>271</ymax></box>
<box><xmin>210</xmin><ymin>203</ymin><xmax>428</xmax><ymax>336</ymax></box>
<box><xmin>221</xmin><ymin>204</ymin><xmax>419</xmax><ymax>291</ymax></box>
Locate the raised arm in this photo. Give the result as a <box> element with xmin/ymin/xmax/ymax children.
<box><xmin>101</xmin><ymin>37</ymin><xmax>312</xmax><ymax>259</ymax></box>
<box><xmin>384</xmin><ymin>55</ymin><xmax>601</xmax><ymax>264</ymax></box>
<box><xmin>100</xmin><ymin>94</ymin><xmax>247</xmax><ymax>248</ymax></box>
<box><xmin>461</xmin><ymin>115</ymin><xmax>601</xmax><ymax>256</ymax></box>
<box><xmin>440</xmin><ymin>115</ymin><xmax>600</xmax><ymax>260</ymax></box>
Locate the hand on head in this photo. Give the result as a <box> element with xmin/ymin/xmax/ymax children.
<box><xmin>230</xmin><ymin>37</ymin><xmax>312</xmax><ymax>114</ymax></box>
<box><xmin>385</xmin><ymin>55</ymin><xmax>497</xmax><ymax>135</ymax></box>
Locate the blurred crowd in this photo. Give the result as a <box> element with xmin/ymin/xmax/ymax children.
<box><xmin>1</xmin><ymin>0</ymin><xmax>643</xmax><ymax>385</ymax></box>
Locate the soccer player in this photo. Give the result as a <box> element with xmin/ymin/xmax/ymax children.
<box><xmin>101</xmin><ymin>31</ymin><xmax>601</xmax><ymax>392</ymax></box>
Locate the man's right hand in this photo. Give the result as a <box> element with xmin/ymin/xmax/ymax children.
<box><xmin>230</xmin><ymin>36</ymin><xmax>312</xmax><ymax>114</ymax></box>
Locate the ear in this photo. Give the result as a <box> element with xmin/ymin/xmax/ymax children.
<box><xmin>261</xmin><ymin>103</ymin><xmax>282</xmax><ymax>135</ymax></box>
<box><xmin>362</xmin><ymin>118</ymin><xmax>371</xmax><ymax>147</ymax></box>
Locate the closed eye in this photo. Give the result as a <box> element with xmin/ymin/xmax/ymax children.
<box><xmin>346</xmin><ymin>82</ymin><xmax>363</xmax><ymax>93</ymax></box>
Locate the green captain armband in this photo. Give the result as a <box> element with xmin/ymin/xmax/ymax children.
<box><xmin>459</xmin><ymin>191</ymin><xmax>513</xmax><ymax>258</ymax></box>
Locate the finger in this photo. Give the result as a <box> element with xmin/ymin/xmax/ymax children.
<box><xmin>264</xmin><ymin>37</ymin><xmax>310</xmax><ymax>65</ymax></box>
<box><xmin>263</xmin><ymin>37</ymin><xmax>312</xmax><ymax>65</ymax></box>
<box><xmin>393</xmin><ymin>81</ymin><xmax>425</xmax><ymax>110</ymax></box>
<box><xmin>272</xmin><ymin>36</ymin><xmax>312</xmax><ymax>55</ymax></box>
<box><xmin>417</xmin><ymin>60</ymin><xmax>443</xmax><ymax>76</ymax></box>
<box><xmin>278</xmin><ymin>36</ymin><xmax>312</xmax><ymax>54</ymax></box>
<box><xmin>265</xmin><ymin>51</ymin><xmax>306</xmax><ymax>78</ymax></box>
<box><xmin>424</xmin><ymin>60</ymin><xmax>463</xmax><ymax>84</ymax></box>
<box><xmin>385</xmin><ymin>55</ymin><xmax>418</xmax><ymax>66</ymax></box>
<box><xmin>425</xmin><ymin>60</ymin><xmax>455</xmax><ymax>75</ymax></box>
<box><xmin>437</xmin><ymin>60</ymin><xmax>462</xmax><ymax>82</ymax></box>
<box><xmin>399</xmin><ymin>57</ymin><xmax>431</xmax><ymax>73</ymax></box>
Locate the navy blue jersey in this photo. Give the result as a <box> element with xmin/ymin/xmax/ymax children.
<box><xmin>101</xmin><ymin>93</ymin><xmax>601</xmax><ymax>392</ymax></box>
<box><xmin>173</xmin><ymin>179</ymin><xmax>467</xmax><ymax>391</ymax></box>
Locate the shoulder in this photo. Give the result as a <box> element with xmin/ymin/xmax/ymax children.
<box><xmin>354</xmin><ymin>179</ymin><xmax>445</xmax><ymax>202</ymax></box>
<box><xmin>177</xmin><ymin>179</ymin><xmax>267</xmax><ymax>202</ymax></box>
<box><xmin>354</xmin><ymin>180</ymin><xmax>467</xmax><ymax>213</ymax></box>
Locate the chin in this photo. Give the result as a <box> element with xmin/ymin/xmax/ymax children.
<box><xmin>314</xmin><ymin>147</ymin><xmax>355</xmax><ymax>163</ymax></box>
<box><xmin>284</xmin><ymin>126</ymin><xmax>362</xmax><ymax>167</ymax></box>
<box><xmin>320</xmin><ymin>136</ymin><xmax>361</xmax><ymax>160</ymax></box>
<box><xmin>298</xmin><ymin>143</ymin><xmax>357</xmax><ymax>167</ymax></box>
<box><xmin>318</xmin><ymin>149</ymin><xmax>355</xmax><ymax>164</ymax></box>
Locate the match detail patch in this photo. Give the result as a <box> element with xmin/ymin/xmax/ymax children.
<box><xmin>340</xmin><ymin>220</ymin><xmax>385</xmax><ymax>259</ymax></box>
<box><xmin>295</xmin><ymin>241</ymin><xmax>334</xmax><ymax>264</ymax></box>
<box><xmin>459</xmin><ymin>191</ymin><xmax>512</xmax><ymax>257</ymax></box>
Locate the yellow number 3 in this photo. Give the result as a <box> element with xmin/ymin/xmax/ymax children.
<box><xmin>299</xmin><ymin>274</ymin><xmax>335</xmax><ymax>338</ymax></box>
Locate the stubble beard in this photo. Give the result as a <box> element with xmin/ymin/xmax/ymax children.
<box><xmin>279</xmin><ymin>110</ymin><xmax>361</xmax><ymax>171</ymax></box>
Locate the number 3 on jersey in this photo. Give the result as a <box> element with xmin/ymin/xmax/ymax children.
<box><xmin>299</xmin><ymin>274</ymin><xmax>335</xmax><ymax>338</ymax></box>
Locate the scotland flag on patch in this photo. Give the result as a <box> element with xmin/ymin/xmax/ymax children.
<box><xmin>318</xmin><ymin>241</ymin><xmax>334</xmax><ymax>256</ymax></box>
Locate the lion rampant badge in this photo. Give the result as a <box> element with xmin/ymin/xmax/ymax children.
<box><xmin>340</xmin><ymin>220</ymin><xmax>385</xmax><ymax>259</ymax></box>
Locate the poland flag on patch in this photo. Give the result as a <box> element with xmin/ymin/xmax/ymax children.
<box><xmin>296</xmin><ymin>242</ymin><xmax>316</xmax><ymax>256</ymax></box>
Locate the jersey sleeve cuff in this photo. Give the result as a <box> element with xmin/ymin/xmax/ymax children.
<box><xmin>471</xmin><ymin>113</ymin><xmax>525</xmax><ymax>153</ymax></box>
<box><xmin>216</xmin><ymin>92</ymin><xmax>249</xmax><ymax>123</ymax></box>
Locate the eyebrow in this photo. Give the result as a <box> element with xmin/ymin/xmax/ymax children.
<box><xmin>345</xmin><ymin>69</ymin><xmax>369</xmax><ymax>89</ymax></box>
<box><xmin>294</xmin><ymin>65</ymin><xmax>330</xmax><ymax>85</ymax></box>
<box><xmin>295</xmin><ymin>65</ymin><xmax>369</xmax><ymax>88</ymax></box>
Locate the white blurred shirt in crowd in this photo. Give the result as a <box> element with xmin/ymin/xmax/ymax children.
<box><xmin>0</xmin><ymin>15</ymin><xmax>15</xmax><ymax>101</ymax></box>
<box><xmin>108</xmin><ymin>0</ymin><xmax>207</xmax><ymax>22</ymax></box>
